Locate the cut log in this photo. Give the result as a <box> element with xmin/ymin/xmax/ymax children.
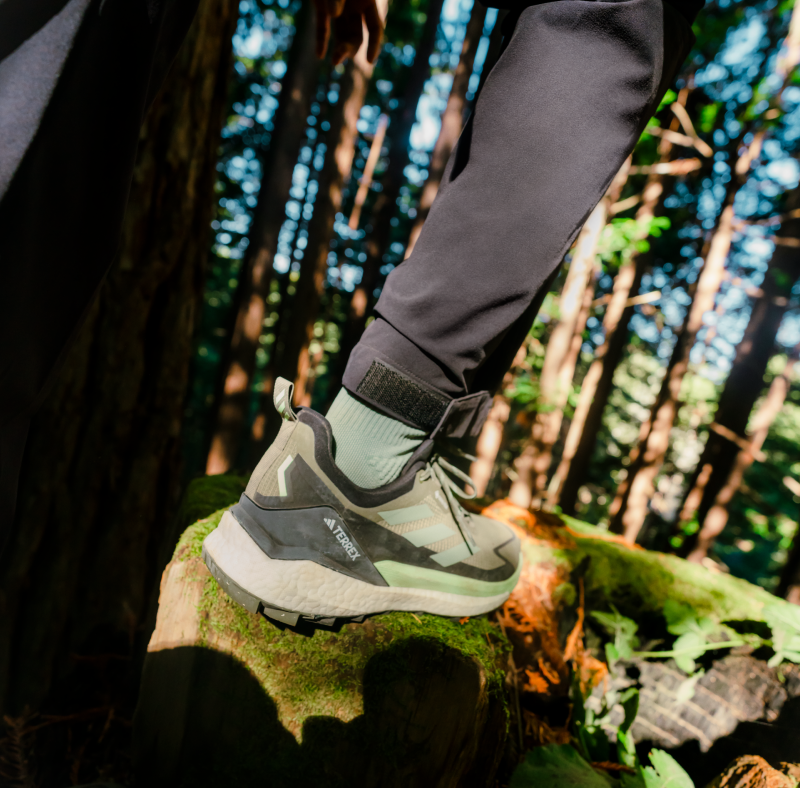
<box><xmin>133</xmin><ymin>506</ymin><xmax>511</xmax><ymax>788</ymax></box>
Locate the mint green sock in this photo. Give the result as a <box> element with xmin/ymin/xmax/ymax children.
<box><xmin>326</xmin><ymin>389</ymin><xmax>426</xmax><ymax>489</ymax></box>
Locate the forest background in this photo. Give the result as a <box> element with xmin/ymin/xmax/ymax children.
<box><xmin>2</xmin><ymin>0</ymin><xmax>800</xmax><ymax>778</ymax></box>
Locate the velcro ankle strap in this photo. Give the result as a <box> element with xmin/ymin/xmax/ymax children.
<box><xmin>345</xmin><ymin>358</ymin><xmax>491</xmax><ymax>438</ymax></box>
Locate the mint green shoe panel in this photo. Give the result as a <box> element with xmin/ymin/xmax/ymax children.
<box><xmin>431</xmin><ymin>542</ymin><xmax>473</xmax><ymax>567</ymax></box>
<box><xmin>402</xmin><ymin>522</ymin><xmax>456</xmax><ymax>547</ymax></box>
<box><xmin>375</xmin><ymin>556</ymin><xmax>523</xmax><ymax>597</ymax></box>
<box><xmin>379</xmin><ymin>503</ymin><xmax>436</xmax><ymax>526</ymax></box>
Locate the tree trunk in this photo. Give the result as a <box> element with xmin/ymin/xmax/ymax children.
<box><xmin>205</xmin><ymin>3</ymin><xmax>318</xmax><ymax>475</ymax></box>
<box><xmin>0</xmin><ymin>0</ymin><xmax>237</xmax><ymax>715</ymax></box>
<box><xmin>609</xmin><ymin>133</ymin><xmax>764</xmax><ymax>540</ymax></box>
<box><xmin>246</xmin><ymin>113</ymin><xmax>332</xmax><ymax>464</ymax></box>
<box><xmin>677</xmin><ymin>190</ymin><xmax>800</xmax><ymax>546</ymax></box>
<box><xmin>405</xmin><ymin>0</ymin><xmax>487</xmax><ymax>257</ymax></box>
<box><xmin>324</xmin><ymin>0</ymin><xmax>445</xmax><ymax>403</ymax></box>
<box><xmin>683</xmin><ymin>348</ymin><xmax>800</xmax><ymax>564</ymax></box>
<box><xmin>273</xmin><ymin>0</ymin><xmax>388</xmax><ymax>405</ymax></box>
<box><xmin>508</xmin><ymin>162</ymin><xmax>630</xmax><ymax>510</ymax></box>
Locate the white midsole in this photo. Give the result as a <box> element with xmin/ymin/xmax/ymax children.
<box><xmin>202</xmin><ymin>511</ymin><xmax>515</xmax><ymax>618</ymax></box>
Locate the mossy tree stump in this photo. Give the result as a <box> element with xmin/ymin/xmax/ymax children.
<box><xmin>133</xmin><ymin>504</ymin><xmax>511</xmax><ymax>788</ymax></box>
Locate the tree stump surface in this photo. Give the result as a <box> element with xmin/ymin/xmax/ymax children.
<box><xmin>133</xmin><ymin>500</ymin><xmax>510</xmax><ymax>788</ymax></box>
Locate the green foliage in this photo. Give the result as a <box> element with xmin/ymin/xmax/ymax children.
<box><xmin>591</xmin><ymin>606</ymin><xmax>640</xmax><ymax>664</ymax></box>
<box><xmin>597</xmin><ymin>216</ymin><xmax>671</xmax><ymax>264</ymax></box>
<box><xmin>640</xmin><ymin>751</ymin><xmax>694</xmax><ymax>788</ymax></box>
<box><xmin>763</xmin><ymin>602</ymin><xmax>800</xmax><ymax>667</ymax></box>
<box><xmin>510</xmin><ymin>740</ymin><xmax>694</xmax><ymax>788</ymax></box>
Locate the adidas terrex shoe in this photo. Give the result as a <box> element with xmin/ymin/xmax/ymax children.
<box><xmin>202</xmin><ymin>378</ymin><xmax>522</xmax><ymax>625</ymax></box>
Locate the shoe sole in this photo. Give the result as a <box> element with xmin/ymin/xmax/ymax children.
<box><xmin>202</xmin><ymin>511</ymin><xmax>520</xmax><ymax>624</ymax></box>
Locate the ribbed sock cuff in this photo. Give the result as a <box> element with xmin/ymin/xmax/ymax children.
<box><xmin>326</xmin><ymin>389</ymin><xmax>426</xmax><ymax>490</ymax></box>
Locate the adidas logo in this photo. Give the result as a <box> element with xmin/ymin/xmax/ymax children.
<box><xmin>324</xmin><ymin>517</ymin><xmax>361</xmax><ymax>562</ymax></box>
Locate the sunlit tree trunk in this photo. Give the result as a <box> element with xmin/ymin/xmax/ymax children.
<box><xmin>324</xmin><ymin>0</ymin><xmax>445</xmax><ymax>403</ymax></box>
<box><xmin>405</xmin><ymin>0</ymin><xmax>487</xmax><ymax>257</ymax></box>
<box><xmin>508</xmin><ymin>161</ymin><xmax>630</xmax><ymax>509</ymax></box>
<box><xmin>608</xmin><ymin>134</ymin><xmax>764</xmax><ymax>540</ymax></box>
<box><xmin>683</xmin><ymin>347</ymin><xmax>800</xmax><ymax>564</ymax></box>
<box><xmin>0</xmin><ymin>0</ymin><xmax>236</xmax><ymax>714</ymax></box>
<box><xmin>677</xmin><ymin>194</ymin><xmax>800</xmax><ymax>556</ymax></box>
<box><xmin>469</xmin><ymin>341</ymin><xmax>530</xmax><ymax>496</ymax></box>
<box><xmin>273</xmin><ymin>0</ymin><xmax>388</xmax><ymax>405</ymax></box>
<box><xmin>205</xmin><ymin>4</ymin><xmax>318</xmax><ymax>474</ymax></box>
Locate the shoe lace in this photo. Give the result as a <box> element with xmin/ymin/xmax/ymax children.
<box><xmin>420</xmin><ymin>445</ymin><xmax>479</xmax><ymax>551</ymax></box>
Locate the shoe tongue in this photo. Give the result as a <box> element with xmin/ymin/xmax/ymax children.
<box><xmin>399</xmin><ymin>438</ymin><xmax>434</xmax><ymax>476</ymax></box>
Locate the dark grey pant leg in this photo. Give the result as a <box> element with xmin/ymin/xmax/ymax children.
<box><xmin>343</xmin><ymin>0</ymin><xmax>696</xmax><ymax>437</ymax></box>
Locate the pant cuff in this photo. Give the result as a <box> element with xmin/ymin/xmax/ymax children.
<box><xmin>343</xmin><ymin>344</ymin><xmax>491</xmax><ymax>438</ymax></box>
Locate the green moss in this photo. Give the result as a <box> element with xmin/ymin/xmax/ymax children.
<box><xmin>193</xmin><ymin>566</ymin><xmax>511</xmax><ymax>737</ymax></box>
<box><xmin>176</xmin><ymin>474</ymin><xmax>247</xmax><ymax>532</ymax></box>
<box><xmin>174</xmin><ymin>507</ymin><xmax>229</xmax><ymax>561</ymax></box>
<box><xmin>549</xmin><ymin>515</ymin><xmax>782</xmax><ymax>625</ymax></box>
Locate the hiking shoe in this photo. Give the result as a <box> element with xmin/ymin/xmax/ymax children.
<box><xmin>202</xmin><ymin>378</ymin><xmax>521</xmax><ymax>625</ymax></box>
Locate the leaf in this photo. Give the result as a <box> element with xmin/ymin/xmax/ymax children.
<box><xmin>663</xmin><ymin>600</ymin><xmax>699</xmax><ymax>635</ymax></box>
<box><xmin>764</xmin><ymin>603</ymin><xmax>800</xmax><ymax>667</ymax></box>
<box><xmin>618</xmin><ymin>688</ymin><xmax>639</xmax><ymax>735</ymax></box>
<box><xmin>617</xmin><ymin>730</ymin><xmax>637</xmax><ymax>769</ymax></box>
<box><xmin>671</xmin><ymin>632</ymin><xmax>706</xmax><ymax>674</ymax></box>
<box><xmin>675</xmin><ymin>670</ymin><xmax>704</xmax><ymax>703</ymax></box>
<box><xmin>591</xmin><ymin>607</ymin><xmax>640</xmax><ymax>660</ymax></box>
<box><xmin>510</xmin><ymin>744</ymin><xmax>616</xmax><ymax>788</ymax></box>
<box><xmin>641</xmin><ymin>750</ymin><xmax>694</xmax><ymax>788</ymax></box>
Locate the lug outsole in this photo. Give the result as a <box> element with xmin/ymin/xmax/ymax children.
<box><xmin>202</xmin><ymin>544</ymin><xmax>371</xmax><ymax>629</ymax></box>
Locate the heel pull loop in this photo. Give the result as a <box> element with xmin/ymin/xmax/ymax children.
<box><xmin>273</xmin><ymin>377</ymin><xmax>298</xmax><ymax>422</ymax></box>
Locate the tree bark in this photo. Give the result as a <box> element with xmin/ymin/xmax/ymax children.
<box><xmin>405</xmin><ymin>0</ymin><xmax>487</xmax><ymax>257</ymax></box>
<box><xmin>509</xmin><ymin>162</ymin><xmax>630</xmax><ymax>510</ymax></box>
<box><xmin>206</xmin><ymin>3</ymin><xmax>319</xmax><ymax>475</ymax></box>
<box><xmin>609</xmin><ymin>133</ymin><xmax>764</xmax><ymax>541</ymax></box>
<box><xmin>273</xmin><ymin>0</ymin><xmax>388</xmax><ymax>405</ymax></box>
<box><xmin>0</xmin><ymin>0</ymin><xmax>237</xmax><ymax>714</ymax></box>
<box><xmin>324</xmin><ymin>0</ymin><xmax>445</xmax><ymax>403</ymax></box>
<box><xmin>683</xmin><ymin>347</ymin><xmax>800</xmax><ymax>564</ymax></box>
<box><xmin>677</xmin><ymin>190</ymin><xmax>800</xmax><ymax>549</ymax></box>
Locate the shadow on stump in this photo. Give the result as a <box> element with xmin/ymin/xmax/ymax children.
<box><xmin>134</xmin><ymin>636</ymin><xmax>506</xmax><ymax>788</ymax></box>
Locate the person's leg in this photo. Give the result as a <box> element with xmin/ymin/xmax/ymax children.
<box><xmin>204</xmin><ymin>0</ymin><xmax>701</xmax><ymax>622</ymax></box>
<box><xmin>337</xmin><ymin>0</ymin><xmax>697</xmax><ymax>456</ymax></box>
<box><xmin>0</xmin><ymin>0</ymin><xmax>198</xmax><ymax>552</ymax></box>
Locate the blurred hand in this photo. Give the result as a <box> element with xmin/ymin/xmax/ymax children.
<box><xmin>314</xmin><ymin>0</ymin><xmax>383</xmax><ymax>66</ymax></box>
